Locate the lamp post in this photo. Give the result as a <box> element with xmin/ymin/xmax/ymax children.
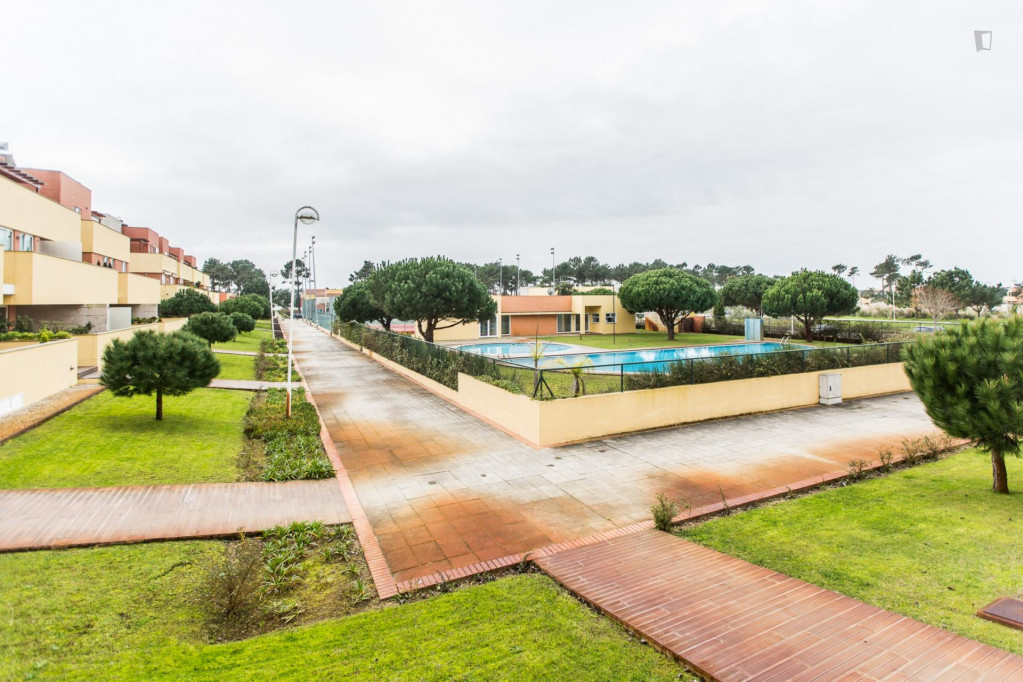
<box><xmin>311</xmin><ymin>236</ymin><xmax>318</xmax><ymax>326</ymax></box>
<box><xmin>550</xmin><ymin>247</ymin><xmax>556</xmax><ymax>291</ymax></box>
<box><xmin>498</xmin><ymin>258</ymin><xmax>503</xmax><ymax>296</ymax></box>
<box><xmin>613</xmin><ymin>280</ymin><xmax>617</xmax><ymax>346</ymax></box>
<box><xmin>287</xmin><ymin>206</ymin><xmax>319</xmax><ymax>417</ymax></box>
<box><xmin>516</xmin><ymin>253</ymin><xmax>520</xmax><ymax>295</ymax></box>
<box><xmin>269</xmin><ymin>270</ymin><xmax>278</xmax><ymax>340</ymax></box>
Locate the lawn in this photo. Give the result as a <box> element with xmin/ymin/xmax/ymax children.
<box><xmin>0</xmin><ymin>542</ymin><xmax>684</xmax><ymax>681</ymax></box>
<box><xmin>215</xmin><ymin>353</ymin><xmax>256</xmax><ymax>380</ymax></box>
<box><xmin>680</xmin><ymin>450</ymin><xmax>1023</xmax><ymax>656</ymax></box>
<box><xmin>0</xmin><ymin>389</ymin><xmax>251</xmax><ymax>488</ymax></box>
<box><xmin>536</xmin><ymin>330</ymin><xmax>744</xmax><ymax>350</ymax></box>
<box><xmin>212</xmin><ymin>320</ymin><xmax>273</xmax><ymax>353</ymax></box>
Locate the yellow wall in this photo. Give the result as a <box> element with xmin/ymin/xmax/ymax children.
<box><xmin>129</xmin><ymin>252</ymin><xmax>179</xmax><ymax>276</ymax></box>
<box><xmin>0</xmin><ymin>176</ymin><xmax>81</xmax><ymax>242</ymax></box>
<box><xmin>80</xmin><ymin>220</ymin><xmax>130</xmax><ymax>262</ymax></box>
<box><xmin>572</xmin><ymin>294</ymin><xmax>632</xmax><ymax>334</ymax></box>
<box><xmin>75</xmin><ymin>317</ymin><xmax>188</xmax><ymax>368</ymax></box>
<box><xmin>118</xmin><ymin>272</ymin><xmax>161</xmax><ymax>305</ymax></box>
<box><xmin>0</xmin><ymin>338</ymin><xmax>79</xmax><ymax>414</ymax></box>
<box><xmin>3</xmin><ymin>251</ymin><xmax>119</xmax><ymax>305</ymax></box>
<box><xmin>160</xmin><ymin>284</ymin><xmax>216</xmax><ymax>302</ymax></box>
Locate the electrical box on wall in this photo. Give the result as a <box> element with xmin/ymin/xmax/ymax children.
<box><xmin>819</xmin><ymin>373</ymin><xmax>842</xmax><ymax>405</ymax></box>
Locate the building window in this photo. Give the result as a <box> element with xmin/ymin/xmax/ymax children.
<box><xmin>73</xmin><ymin>206</ymin><xmax>81</xmax><ymax>214</ymax></box>
<box><xmin>501</xmin><ymin>315</ymin><xmax>510</xmax><ymax>335</ymax></box>
<box><xmin>480</xmin><ymin>316</ymin><xmax>498</xmax><ymax>337</ymax></box>
<box><xmin>557</xmin><ymin>314</ymin><xmax>579</xmax><ymax>333</ymax></box>
<box><xmin>605</xmin><ymin>313</ymin><xmax>617</xmax><ymax>323</ymax></box>
<box><xmin>19</xmin><ymin>233</ymin><xmax>34</xmax><ymax>251</ymax></box>
<box><xmin>591</xmin><ymin>313</ymin><xmax>600</xmax><ymax>323</ymax></box>
<box><xmin>0</xmin><ymin>228</ymin><xmax>12</xmax><ymax>251</ymax></box>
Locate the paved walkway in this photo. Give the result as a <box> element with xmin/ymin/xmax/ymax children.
<box><xmin>538</xmin><ymin>530</ymin><xmax>1023</xmax><ymax>681</ymax></box>
<box><xmin>213</xmin><ymin>349</ymin><xmax>258</xmax><ymax>356</ymax></box>
<box><xmin>208</xmin><ymin>379</ymin><xmax>289</xmax><ymax>390</ymax></box>
<box><xmin>287</xmin><ymin>322</ymin><xmax>938</xmax><ymax>584</ymax></box>
<box><xmin>0</xmin><ymin>480</ymin><xmax>350</xmax><ymax>551</ymax></box>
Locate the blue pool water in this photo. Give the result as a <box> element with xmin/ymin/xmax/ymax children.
<box><xmin>502</xmin><ymin>342</ymin><xmax>801</xmax><ymax>372</ymax></box>
<box><xmin>457</xmin><ymin>342</ymin><xmax>575</xmax><ymax>357</ymax></box>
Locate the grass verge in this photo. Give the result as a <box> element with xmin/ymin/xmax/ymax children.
<box><xmin>679</xmin><ymin>450</ymin><xmax>1023</xmax><ymax>656</ymax></box>
<box><xmin>0</xmin><ymin>544</ymin><xmax>684</xmax><ymax>681</ymax></box>
<box><xmin>215</xmin><ymin>353</ymin><xmax>256</xmax><ymax>380</ymax></box>
<box><xmin>212</xmin><ymin>322</ymin><xmax>272</xmax><ymax>353</ymax></box>
<box><xmin>0</xmin><ymin>389</ymin><xmax>251</xmax><ymax>488</ymax></box>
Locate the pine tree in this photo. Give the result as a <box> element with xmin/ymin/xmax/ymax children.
<box><xmin>101</xmin><ymin>331</ymin><xmax>220</xmax><ymax>420</ymax></box>
<box><xmin>903</xmin><ymin>317</ymin><xmax>1023</xmax><ymax>493</ymax></box>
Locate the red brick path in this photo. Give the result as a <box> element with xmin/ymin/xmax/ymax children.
<box><xmin>537</xmin><ymin>530</ymin><xmax>1023</xmax><ymax>681</ymax></box>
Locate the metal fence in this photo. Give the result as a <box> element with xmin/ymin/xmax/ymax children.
<box><xmin>702</xmin><ymin>316</ymin><xmax>949</xmax><ymax>343</ymax></box>
<box><xmin>333</xmin><ymin>322</ymin><xmax>909</xmax><ymax>400</ymax></box>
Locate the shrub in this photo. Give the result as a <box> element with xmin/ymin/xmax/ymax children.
<box><xmin>230</xmin><ymin>312</ymin><xmax>256</xmax><ymax>334</ymax></box>
<box><xmin>847</xmin><ymin>459</ymin><xmax>870</xmax><ymax>480</ymax></box>
<box><xmin>15</xmin><ymin>315</ymin><xmax>34</xmax><ymax>333</ymax></box>
<box><xmin>261</xmin><ymin>434</ymin><xmax>334</xmax><ymax>481</ymax></box>
<box><xmin>160</xmin><ymin>288</ymin><xmax>218</xmax><ymax>317</ymax></box>
<box><xmin>197</xmin><ymin>534</ymin><xmax>264</xmax><ymax>630</ymax></box>
<box><xmin>221</xmin><ymin>294</ymin><xmax>270</xmax><ymax>320</ymax></box>
<box><xmin>652</xmin><ymin>493</ymin><xmax>679</xmax><ymax>532</ymax></box>
<box><xmin>878</xmin><ymin>448</ymin><xmax>894</xmax><ymax>472</ymax></box>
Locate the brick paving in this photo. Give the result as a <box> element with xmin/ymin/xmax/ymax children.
<box><xmin>0</xmin><ymin>480</ymin><xmax>350</xmax><ymax>551</ymax></box>
<box><xmin>287</xmin><ymin>322</ymin><xmax>939</xmax><ymax>584</ymax></box>
<box><xmin>537</xmin><ymin>530</ymin><xmax>1023</xmax><ymax>681</ymax></box>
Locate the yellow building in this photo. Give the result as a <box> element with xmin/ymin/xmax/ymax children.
<box><xmin>1</xmin><ymin>151</ymin><xmax>212</xmax><ymax>331</ymax></box>
<box><xmin>425</xmin><ymin>293</ymin><xmax>633</xmax><ymax>343</ymax></box>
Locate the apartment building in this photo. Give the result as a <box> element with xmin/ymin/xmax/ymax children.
<box><xmin>0</xmin><ymin>149</ymin><xmax>211</xmax><ymax>331</ymax></box>
<box><xmin>121</xmin><ymin>225</ymin><xmax>212</xmax><ymax>302</ymax></box>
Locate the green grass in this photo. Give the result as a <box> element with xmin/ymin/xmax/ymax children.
<box><xmin>536</xmin><ymin>330</ymin><xmax>744</xmax><ymax>350</ymax></box>
<box><xmin>212</xmin><ymin>321</ymin><xmax>272</xmax><ymax>353</ymax></box>
<box><xmin>0</xmin><ymin>543</ymin><xmax>684</xmax><ymax>680</ymax></box>
<box><xmin>214</xmin><ymin>353</ymin><xmax>256</xmax><ymax>380</ymax></box>
<box><xmin>0</xmin><ymin>389</ymin><xmax>251</xmax><ymax>488</ymax></box>
<box><xmin>680</xmin><ymin>451</ymin><xmax>1023</xmax><ymax>655</ymax></box>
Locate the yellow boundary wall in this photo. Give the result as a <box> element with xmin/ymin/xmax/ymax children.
<box><xmin>76</xmin><ymin>317</ymin><xmax>189</xmax><ymax>368</ymax></box>
<box><xmin>332</xmin><ymin>328</ymin><xmax>910</xmax><ymax>448</ymax></box>
<box><xmin>0</xmin><ymin>338</ymin><xmax>79</xmax><ymax>415</ymax></box>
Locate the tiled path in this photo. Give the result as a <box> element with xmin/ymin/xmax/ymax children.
<box><xmin>0</xmin><ymin>385</ymin><xmax>104</xmax><ymax>444</ymax></box>
<box><xmin>0</xmin><ymin>480</ymin><xmax>350</xmax><ymax>551</ymax></box>
<box><xmin>288</xmin><ymin>322</ymin><xmax>938</xmax><ymax>584</ymax></box>
<box><xmin>538</xmin><ymin>530</ymin><xmax>1023</xmax><ymax>681</ymax></box>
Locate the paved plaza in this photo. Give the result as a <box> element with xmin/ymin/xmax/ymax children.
<box><xmin>290</xmin><ymin>323</ymin><xmax>939</xmax><ymax>583</ymax></box>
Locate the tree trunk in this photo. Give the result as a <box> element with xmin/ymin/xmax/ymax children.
<box><xmin>803</xmin><ymin>317</ymin><xmax>814</xmax><ymax>342</ymax></box>
<box><xmin>661</xmin><ymin>310</ymin><xmax>675</xmax><ymax>340</ymax></box>
<box><xmin>381</xmin><ymin>317</ymin><xmax>392</xmax><ymax>332</ymax></box>
<box><xmin>156</xmin><ymin>389</ymin><xmax>163</xmax><ymax>421</ymax></box>
<box><xmin>992</xmin><ymin>449</ymin><xmax>1009</xmax><ymax>494</ymax></box>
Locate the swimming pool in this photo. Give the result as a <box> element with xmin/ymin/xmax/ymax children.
<box><xmin>456</xmin><ymin>342</ymin><xmax>575</xmax><ymax>357</ymax></box>
<box><xmin>501</xmin><ymin>342</ymin><xmax>803</xmax><ymax>372</ymax></box>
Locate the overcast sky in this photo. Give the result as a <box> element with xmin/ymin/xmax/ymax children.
<box><xmin>5</xmin><ymin>1</ymin><xmax>1020</xmax><ymax>288</ymax></box>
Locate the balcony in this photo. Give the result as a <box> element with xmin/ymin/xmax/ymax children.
<box><xmin>160</xmin><ymin>284</ymin><xmax>216</xmax><ymax>303</ymax></box>
<box><xmin>3</xmin><ymin>250</ymin><xmax>118</xmax><ymax>305</ymax></box>
<box><xmin>129</xmin><ymin>252</ymin><xmax>180</xmax><ymax>277</ymax></box>
<box><xmin>0</xmin><ymin>176</ymin><xmax>81</xmax><ymax>243</ymax></box>
<box><xmin>118</xmin><ymin>272</ymin><xmax>161</xmax><ymax>305</ymax></box>
<box><xmin>81</xmin><ymin>220</ymin><xmax>130</xmax><ymax>262</ymax></box>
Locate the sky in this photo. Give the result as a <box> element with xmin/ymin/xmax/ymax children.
<box><xmin>5</xmin><ymin>1</ymin><xmax>1020</xmax><ymax>288</ymax></box>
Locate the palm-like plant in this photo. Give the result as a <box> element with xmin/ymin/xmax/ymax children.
<box><xmin>555</xmin><ymin>356</ymin><xmax>594</xmax><ymax>397</ymax></box>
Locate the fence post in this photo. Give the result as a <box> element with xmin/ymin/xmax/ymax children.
<box><xmin>801</xmin><ymin>350</ymin><xmax>806</xmax><ymax>373</ymax></box>
<box><xmin>886</xmin><ymin>343</ymin><xmax>890</xmax><ymax>364</ymax></box>
<box><xmin>688</xmin><ymin>358</ymin><xmax>694</xmax><ymax>384</ymax></box>
<box><xmin>846</xmin><ymin>346</ymin><xmax>851</xmax><ymax>366</ymax></box>
<box><xmin>620</xmin><ymin>365</ymin><xmax>624</xmax><ymax>392</ymax></box>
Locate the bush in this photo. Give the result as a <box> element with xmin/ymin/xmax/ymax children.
<box><xmin>184</xmin><ymin>312</ymin><xmax>237</xmax><ymax>346</ymax></box>
<box><xmin>262</xmin><ymin>434</ymin><xmax>334</xmax><ymax>481</ymax></box>
<box><xmin>230</xmin><ymin>312</ymin><xmax>257</xmax><ymax>334</ymax></box>
<box><xmin>651</xmin><ymin>493</ymin><xmax>680</xmax><ymax>531</ymax></box>
<box><xmin>160</xmin><ymin>288</ymin><xmax>218</xmax><ymax>317</ymax></box>
<box><xmin>221</xmin><ymin>294</ymin><xmax>270</xmax><ymax>320</ymax></box>
<box><xmin>244</xmin><ymin>389</ymin><xmax>320</xmax><ymax>440</ymax></box>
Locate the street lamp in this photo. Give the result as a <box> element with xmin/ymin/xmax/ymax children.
<box><xmin>498</xmin><ymin>258</ymin><xmax>503</xmax><ymax>296</ymax></box>
<box><xmin>288</xmin><ymin>206</ymin><xmax>319</xmax><ymax>417</ymax></box>
<box><xmin>269</xmin><ymin>270</ymin><xmax>278</xmax><ymax>341</ymax></box>
<box><xmin>311</xmin><ymin>236</ymin><xmax>318</xmax><ymax>325</ymax></box>
<box><xmin>516</xmin><ymin>253</ymin><xmax>520</xmax><ymax>295</ymax></box>
<box><xmin>550</xmin><ymin>247</ymin><xmax>556</xmax><ymax>292</ymax></box>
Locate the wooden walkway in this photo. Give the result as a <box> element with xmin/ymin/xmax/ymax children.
<box><xmin>537</xmin><ymin>530</ymin><xmax>1023</xmax><ymax>681</ymax></box>
<box><xmin>0</xmin><ymin>480</ymin><xmax>350</xmax><ymax>551</ymax></box>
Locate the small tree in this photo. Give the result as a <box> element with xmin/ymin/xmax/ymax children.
<box><xmin>967</xmin><ymin>282</ymin><xmax>1008</xmax><ymax>317</ymax></box>
<box><xmin>229</xmin><ymin>312</ymin><xmax>256</xmax><ymax>334</ymax></box>
<box><xmin>160</xmin><ymin>288</ymin><xmax>217</xmax><ymax>317</ymax></box>
<box><xmin>374</xmin><ymin>257</ymin><xmax>497</xmax><ymax>343</ymax></box>
<box><xmin>720</xmin><ymin>274</ymin><xmax>776</xmax><ymax>317</ymax></box>
<box><xmin>220</xmin><ymin>294</ymin><xmax>270</xmax><ymax>320</ymax></box>
<box><xmin>912</xmin><ymin>286</ymin><xmax>959</xmax><ymax>325</ymax></box>
<box><xmin>334</xmin><ymin>280</ymin><xmax>393</xmax><ymax>331</ymax></box>
<box><xmin>903</xmin><ymin>318</ymin><xmax>1023</xmax><ymax>494</ymax></box>
<box><xmin>761</xmin><ymin>270</ymin><xmax>859</xmax><ymax>341</ymax></box>
<box><xmin>101</xmin><ymin>330</ymin><xmax>220</xmax><ymax>420</ymax></box>
<box><xmin>184</xmin><ymin>312</ymin><xmax>237</xmax><ymax>346</ymax></box>
<box><xmin>618</xmin><ymin>268</ymin><xmax>718</xmax><ymax>340</ymax></box>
